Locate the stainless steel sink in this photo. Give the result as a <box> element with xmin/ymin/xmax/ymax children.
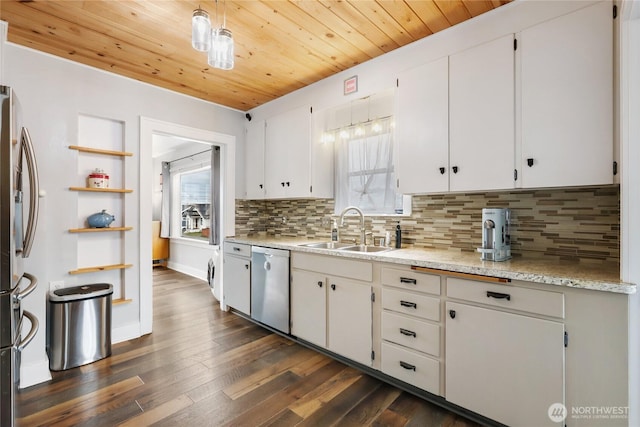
<box><xmin>339</xmin><ymin>245</ymin><xmax>393</xmax><ymax>253</ymax></box>
<box><xmin>299</xmin><ymin>241</ymin><xmax>354</xmax><ymax>249</ymax></box>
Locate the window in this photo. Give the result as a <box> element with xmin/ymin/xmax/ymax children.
<box><xmin>334</xmin><ymin>117</ymin><xmax>405</xmax><ymax>214</ymax></box>
<box><xmin>178</xmin><ymin>168</ymin><xmax>211</xmax><ymax>241</ymax></box>
<box><xmin>325</xmin><ymin>90</ymin><xmax>410</xmax><ymax>216</ymax></box>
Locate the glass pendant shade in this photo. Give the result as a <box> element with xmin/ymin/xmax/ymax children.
<box><xmin>192</xmin><ymin>8</ymin><xmax>211</xmax><ymax>52</ymax></box>
<box><xmin>208</xmin><ymin>28</ymin><xmax>234</xmax><ymax>70</ymax></box>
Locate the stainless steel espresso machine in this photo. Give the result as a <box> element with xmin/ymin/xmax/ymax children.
<box><xmin>477</xmin><ymin>208</ymin><xmax>511</xmax><ymax>262</ymax></box>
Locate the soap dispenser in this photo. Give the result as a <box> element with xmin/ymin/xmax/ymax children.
<box><xmin>395</xmin><ymin>222</ymin><xmax>402</xmax><ymax>249</ymax></box>
<box><xmin>331</xmin><ymin>219</ymin><xmax>339</xmax><ymax>242</ymax></box>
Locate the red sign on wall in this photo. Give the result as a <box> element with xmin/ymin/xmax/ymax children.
<box><xmin>344</xmin><ymin>75</ymin><xmax>358</xmax><ymax>95</ymax></box>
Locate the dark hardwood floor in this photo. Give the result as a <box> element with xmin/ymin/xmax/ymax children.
<box><xmin>17</xmin><ymin>268</ymin><xmax>480</xmax><ymax>427</ymax></box>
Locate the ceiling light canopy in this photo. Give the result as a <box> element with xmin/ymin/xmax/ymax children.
<box><xmin>191</xmin><ymin>1</ymin><xmax>234</xmax><ymax>70</ymax></box>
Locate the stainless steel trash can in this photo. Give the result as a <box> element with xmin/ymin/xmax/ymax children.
<box><xmin>47</xmin><ymin>283</ymin><xmax>113</xmax><ymax>371</ymax></box>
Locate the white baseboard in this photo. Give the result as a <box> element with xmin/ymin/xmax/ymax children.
<box><xmin>112</xmin><ymin>322</ymin><xmax>142</xmax><ymax>344</ymax></box>
<box><xmin>20</xmin><ymin>357</ymin><xmax>51</xmax><ymax>389</ymax></box>
<box><xmin>167</xmin><ymin>260</ymin><xmax>207</xmax><ymax>282</ymax></box>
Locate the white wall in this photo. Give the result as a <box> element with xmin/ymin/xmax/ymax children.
<box><xmin>1</xmin><ymin>39</ymin><xmax>245</xmax><ymax>387</ymax></box>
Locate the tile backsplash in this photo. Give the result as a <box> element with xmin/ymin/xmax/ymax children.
<box><xmin>234</xmin><ymin>186</ymin><xmax>620</xmax><ymax>263</ymax></box>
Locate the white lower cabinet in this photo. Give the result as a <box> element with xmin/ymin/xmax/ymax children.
<box><xmin>290</xmin><ymin>269</ymin><xmax>326</xmax><ymax>347</ymax></box>
<box><xmin>223</xmin><ymin>242</ymin><xmax>251</xmax><ymax>315</ymax></box>
<box><xmin>287</xmin><ymin>255</ymin><xmax>628</xmax><ymax>427</ymax></box>
<box><xmin>382</xmin><ymin>341</ymin><xmax>440</xmax><ymax>395</ymax></box>
<box><xmin>290</xmin><ymin>252</ymin><xmax>374</xmax><ymax>367</ymax></box>
<box><xmin>446</xmin><ymin>299</ymin><xmax>565</xmax><ymax>426</ymax></box>
<box><xmin>380</xmin><ymin>266</ymin><xmax>443</xmax><ymax>396</ymax></box>
<box><xmin>327</xmin><ymin>277</ymin><xmax>372</xmax><ymax>366</ymax></box>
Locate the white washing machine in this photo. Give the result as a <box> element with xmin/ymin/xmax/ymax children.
<box><xmin>207</xmin><ymin>247</ymin><xmax>221</xmax><ymax>301</ymax></box>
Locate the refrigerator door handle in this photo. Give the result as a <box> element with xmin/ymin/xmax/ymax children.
<box><xmin>18</xmin><ymin>310</ymin><xmax>38</xmax><ymax>352</ymax></box>
<box><xmin>21</xmin><ymin>127</ymin><xmax>40</xmax><ymax>258</ymax></box>
<box><xmin>16</xmin><ymin>272</ymin><xmax>37</xmax><ymax>301</ymax></box>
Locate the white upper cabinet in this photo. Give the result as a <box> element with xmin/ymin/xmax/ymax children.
<box><xmin>264</xmin><ymin>105</ymin><xmax>312</xmax><ymax>199</ymax></box>
<box><xmin>245</xmin><ymin>119</ymin><xmax>265</xmax><ymax>199</ymax></box>
<box><xmin>519</xmin><ymin>1</ymin><xmax>613</xmax><ymax>188</ymax></box>
<box><xmin>396</xmin><ymin>57</ymin><xmax>449</xmax><ymax>194</ymax></box>
<box><xmin>449</xmin><ymin>34</ymin><xmax>516</xmax><ymax>192</ymax></box>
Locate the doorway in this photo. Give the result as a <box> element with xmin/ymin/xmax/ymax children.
<box><xmin>140</xmin><ymin>117</ymin><xmax>236</xmax><ymax>335</ymax></box>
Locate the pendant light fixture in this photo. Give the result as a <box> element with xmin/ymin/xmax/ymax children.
<box><xmin>191</xmin><ymin>7</ymin><xmax>211</xmax><ymax>52</ymax></box>
<box><xmin>191</xmin><ymin>1</ymin><xmax>234</xmax><ymax>70</ymax></box>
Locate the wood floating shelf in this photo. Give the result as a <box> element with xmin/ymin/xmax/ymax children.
<box><xmin>69</xmin><ymin>186</ymin><xmax>133</xmax><ymax>193</ymax></box>
<box><xmin>69</xmin><ymin>145</ymin><xmax>133</xmax><ymax>157</ymax></box>
<box><xmin>69</xmin><ymin>263</ymin><xmax>133</xmax><ymax>275</ymax></box>
<box><xmin>112</xmin><ymin>298</ymin><xmax>133</xmax><ymax>306</ymax></box>
<box><xmin>69</xmin><ymin>227</ymin><xmax>133</xmax><ymax>233</ymax></box>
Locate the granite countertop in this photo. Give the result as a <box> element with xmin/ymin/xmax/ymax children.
<box><xmin>225</xmin><ymin>236</ymin><xmax>636</xmax><ymax>295</ymax></box>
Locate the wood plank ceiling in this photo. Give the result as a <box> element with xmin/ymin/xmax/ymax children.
<box><xmin>0</xmin><ymin>1</ymin><xmax>510</xmax><ymax>111</ymax></box>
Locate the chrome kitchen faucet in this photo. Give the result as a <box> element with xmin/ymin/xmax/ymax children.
<box><xmin>339</xmin><ymin>206</ymin><xmax>367</xmax><ymax>246</ymax></box>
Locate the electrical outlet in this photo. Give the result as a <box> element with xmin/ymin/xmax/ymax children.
<box><xmin>49</xmin><ymin>281</ymin><xmax>64</xmax><ymax>291</ymax></box>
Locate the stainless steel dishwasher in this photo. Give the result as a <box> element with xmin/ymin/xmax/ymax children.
<box><xmin>250</xmin><ymin>246</ymin><xmax>290</xmax><ymax>333</ymax></box>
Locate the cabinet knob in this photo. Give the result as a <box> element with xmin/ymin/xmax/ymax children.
<box><xmin>439</xmin><ymin>167</ymin><xmax>445</xmax><ymax>175</ymax></box>
<box><xmin>245</xmin><ymin>264</ymin><xmax>249</xmax><ymax>269</ymax></box>
<box><xmin>331</xmin><ymin>284</ymin><xmax>336</xmax><ymax>291</ymax></box>
<box><xmin>449</xmin><ymin>309</ymin><xmax>456</xmax><ymax>319</ymax></box>
<box><xmin>286</xmin><ymin>182</ymin><xmax>290</xmax><ymax>187</ymax></box>
<box><xmin>259</xmin><ymin>184</ymin><xmax>263</xmax><ymax>189</ymax></box>
<box><xmin>527</xmin><ymin>158</ymin><xmax>534</xmax><ymax>167</ymax></box>
<box><xmin>452</xmin><ymin>166</ymin><xmax>458</xmax><ymax>174</ymax></box>
<box><xmin>281</xmin><ymin>182</ymin><xmax>285</xmax><ymax>187</ymax></box>
<box><xmin>317</xmin><ymin>281</ymin><xmax>323</xmax><ymax>288</ymax></box>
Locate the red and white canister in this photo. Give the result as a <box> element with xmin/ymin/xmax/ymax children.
<box><xmin>87</xmin><ymin>168</ymin><xmax>109</xmax><ymax>188</ymax></box>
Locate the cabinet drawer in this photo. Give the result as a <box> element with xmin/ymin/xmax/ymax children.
<box><xmin>382</xmin><ymin>311</ymin><xmax>440</xmax><ymax>357</ymax></box>
<box><xmin>223</xmin><ymin>242</ymin><xmax>251</xmax><ymax>257</ymax></box>
<box><xmin>381</xmin><ymin>267</ymin><xmax>440</xmax><ymax>295</ymax></box>
<box><xmin>446</xmin><ymin>277</ymin><xmax>564</xmax><ymax>319</ymax></box>
<box><xmin>293</xmin><ymin>252</ymin><xmax>372</xmax><ymax>282</ymax></box>
<box><xmin>382</xmin><ymin>288</ymin><xmax>440</xmax><ymax>321</ymax></box>
<box><xmin>381</xmin><ymin>342</ymin><xmax>440</xmax><ymax>395</ymax></box>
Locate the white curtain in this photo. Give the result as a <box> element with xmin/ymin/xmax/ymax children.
<box><xmin>334</xmin><ymin>117</ymin><xmax>397</xmax><ymax>214</ymax></box>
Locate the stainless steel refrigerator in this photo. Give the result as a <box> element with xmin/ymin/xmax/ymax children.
<box><xmin>0</xmin><ymin>86</ymin><xmax>40</xmax><ymax>426</ymax></box>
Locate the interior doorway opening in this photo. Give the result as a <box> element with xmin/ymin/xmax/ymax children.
<box><xmin>140</xmin><ymin>117</ymin><xmax>236</xmax><ymax>336</ymax></box>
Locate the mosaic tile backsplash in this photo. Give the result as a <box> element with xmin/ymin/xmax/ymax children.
<box><xmin>234</xmin><ymin>186</ymin><xmax>620</xmax><ymax>263</ymax></box>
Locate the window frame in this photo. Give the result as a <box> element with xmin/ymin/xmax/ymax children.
<box><xmin>171</xmin><ymin>165</ymin><xmax>212</xmax><ymax>242</ymax></box>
